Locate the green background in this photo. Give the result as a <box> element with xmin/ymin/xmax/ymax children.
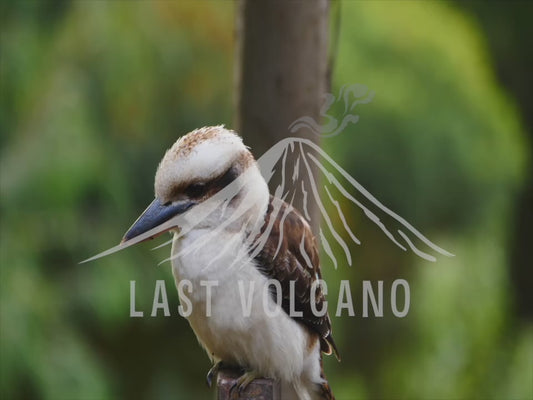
<box><xmin>1</xmin><ymin>1</ymin><xmax>531</xmax><ymax>399</ymax></box>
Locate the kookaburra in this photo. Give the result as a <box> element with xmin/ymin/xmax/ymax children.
<box><xmin>122</xmin><ymin>126</ymin><xmax>339</xmax><ymax>400</ymax></box>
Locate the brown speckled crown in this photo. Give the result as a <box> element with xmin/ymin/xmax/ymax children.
<box><xmin>169</xmin><ymin>126</ymin><xmax>238</xmax><ymax>159</ymax></box>
<box><xmin>154</xmin><ymin>126</ymin><xmax>255</xmax><ymax>202</ymax></box>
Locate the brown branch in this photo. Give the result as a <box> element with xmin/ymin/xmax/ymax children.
<box><xmin>217</xmin><ymin>368</ymin><xmax>280</xmax><ymax>400</ymax></box>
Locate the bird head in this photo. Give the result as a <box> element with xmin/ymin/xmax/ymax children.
<box><xmin>121</xmin><ymin>126</ymin><xmax>267</xmax><ymax>244</ymax></box>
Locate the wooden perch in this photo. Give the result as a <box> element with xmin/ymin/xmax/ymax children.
<box><xmin>217</xmin><ymin>368</ymin><xmax>280</xmax><ymax>400</ymax></box>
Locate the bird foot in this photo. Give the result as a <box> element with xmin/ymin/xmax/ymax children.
<box><xmin>206</xmin><ymin>361</ymin><xmax>226</xmax><ymax>388</ymax></box>
<box><xmin>230</xmin><ymin>370</ymin><xmax>260</xmax><ymax>396</ymax></box>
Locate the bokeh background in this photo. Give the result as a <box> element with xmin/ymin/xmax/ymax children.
<box><xmin>1</xmin><ymin>1</ymin><xmax>532</xmax><ymax>399</ymax></box>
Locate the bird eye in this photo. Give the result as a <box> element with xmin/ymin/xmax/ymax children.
<box><xmin>186</xmin><ymin>183</ymin><xmax>206</xmax><ymax>198</ymax></box>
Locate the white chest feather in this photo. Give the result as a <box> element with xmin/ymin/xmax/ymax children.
<box><xmin>170</xmin><ymin>228</ymin><xmax>321</xmax><ymax>390</ymax></box>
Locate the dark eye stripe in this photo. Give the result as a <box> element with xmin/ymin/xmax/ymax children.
<box><xmin>178</xmin><ymin>166</ymin><xmax>240</xmax><ymax>200</ymax></box>
<box><xmin>185</xmin><ymin>183</ymin><xmax>206</xmax><ymax>198</ymax></box>
<box><xmin>216</xmin><ymin>166</ymin><xmax>239</xmax><ymax>188</ymax></box>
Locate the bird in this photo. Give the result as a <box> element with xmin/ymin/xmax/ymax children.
<box><xmin>121</xmin><ymin>126</ymin><xmax>340</xmax><ymax>400</ymax></box>
<box><xmin>81</xmin><ymin>125</ymin><xmax>453</xmax><ymax>398</ymax></box>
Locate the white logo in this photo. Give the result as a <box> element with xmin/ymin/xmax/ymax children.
<box><xmin>82</xmin><ymin>85</ymin><xmax>453</xmax><ymax>270</ymax></box>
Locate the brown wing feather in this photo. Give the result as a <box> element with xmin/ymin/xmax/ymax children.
<box><xmin>253</xmin><ymin>196</ymin><xmax>340</xmax><ymax>360</ymax></box>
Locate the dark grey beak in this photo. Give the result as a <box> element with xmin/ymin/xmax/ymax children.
<box><xmin>121</xmin><ymin>198</ymin><xmax>195</xmax><ymax>243</ymax></box>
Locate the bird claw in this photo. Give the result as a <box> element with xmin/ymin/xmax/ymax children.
<box><xmin>206</xmin><ymin>361</ymin><xmax>224</xmax><ymax>388</ymax></box>
<box><xmin>230</xmin><ymin>370</ymin><xmax>259</xmax><ymax>396</ymax></box>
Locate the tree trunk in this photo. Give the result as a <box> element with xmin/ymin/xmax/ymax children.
<box><xmin>235</xmin><ymin>0</ymin><xmax>329</xmax><ymax>234</ymax></box>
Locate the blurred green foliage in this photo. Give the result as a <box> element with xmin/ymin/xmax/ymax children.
<box><xmin>1</xmin><ymin>1</ymin><xmax>531</xmax><ymax>400</ymax></box>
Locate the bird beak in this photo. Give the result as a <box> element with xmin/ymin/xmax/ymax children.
<box><xmin>121</xmin><ymin>198</ymin><xmax>195</xmax><ymax>243</ymax></box>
